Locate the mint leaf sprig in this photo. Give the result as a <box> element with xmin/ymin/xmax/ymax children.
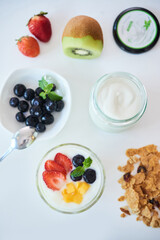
<box><xmin>38</xmin><ymin>76</ymin><xmax>63</xmax><ymax>101</ymax></box>
<box><xmin>71</xmin><ymin>157</ymin><xmax>92</xmax><ymax>178</ymax></box>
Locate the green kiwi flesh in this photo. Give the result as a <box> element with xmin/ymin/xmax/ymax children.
<box><xmin>62</xmin><ymin>35</ymin><xmax>103</xmax><ymax>59</ymax></box>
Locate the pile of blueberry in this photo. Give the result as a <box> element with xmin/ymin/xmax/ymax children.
<box><xmin>70</xmin><ymin>154</ymin><xmax>96</xmax><ymax>183</ymax></box>
<box><xmin>9</xmin><ymin>83</ymin><xmax>64</xmax><ymax>133</ymax></box>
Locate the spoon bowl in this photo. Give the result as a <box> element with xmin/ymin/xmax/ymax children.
<box><xmin>11</xmin><ymin>126</ymin><xmax>38</xmax><ymax>150</ymax></box>
<box><xmin>0</xmin><ymin>126</ymin><xmax>38</xmax><ymax>162</ymax></box>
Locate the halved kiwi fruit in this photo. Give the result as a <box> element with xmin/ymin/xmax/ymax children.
<box><xmin>62</xmin><ymin>15</ymin><xmax>103</xmax><ymax>59</ymax></box>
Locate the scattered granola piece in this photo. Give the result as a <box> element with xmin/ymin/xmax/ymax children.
<box><xmin>120</xmin><ymin>207</ymin><xmax>131</xmax><ymax>215</ymax></box>
<box><xmin>118</xmin><ymin>144</ymin><xmax>160</xmax><ymax>228</ymax></box>
<box><xmin>121</xmin><ymin>213</ymin><xmax>126</xmax><ymax>218</ymax></box>
<box><xmin>118</xmin><ymin>196</ymin><xmax>125</xmax><ymax>201</ymax></box>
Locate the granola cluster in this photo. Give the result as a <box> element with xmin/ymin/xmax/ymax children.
<box><xmin>118</xmin><ymin>144</ymin><xmax>160</xmax><ymax>228</ymax></box>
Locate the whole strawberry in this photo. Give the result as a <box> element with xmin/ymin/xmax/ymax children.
<box><xmin>16</xmin><ymin>36</ymin><xmax>40</xmax><ymax>57</ymax></box>
<box><xmin>27</xmin><ymin>11</ymin><xmax>52</xmax><ymax>42</ymax></box>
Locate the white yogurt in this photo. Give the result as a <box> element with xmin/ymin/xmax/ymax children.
<box><xmin>37</xmin><ymin>144</ymin><xmax>105</xmax><ymax>213</ymax></box>
<box><xmin>97</xmin><ymin>77</ymin><xmax>142</xmax><ymax>120</ymax></box>
<box><xmin>89</xmin><ymin>72</ymin><xmax>147</xmax><ymax>132</ymax></box>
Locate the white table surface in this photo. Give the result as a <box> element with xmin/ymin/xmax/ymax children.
<box><xmin>0</xmin><ymin>0</ymin><xmax>160</xmax><ymax>239</ymax></box>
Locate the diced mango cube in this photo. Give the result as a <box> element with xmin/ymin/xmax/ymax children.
<box><xmin>62</xmin><ymin>189</ymin><xmax>73</xmax><ymax>203</ymax></box>
<box><xmin>73</xmin><ymin>192</ymin><xmax>83</xmax><ymax>204</ymax></box>
<box><xmin>76</xmin><ymin>182</ymin><xmax>90</xmax><ymax>195</ymax></box>
<box><xmin>66</xmin><ymin>183</ymin><xmax>76</xmax><ymax>193</ymax></box>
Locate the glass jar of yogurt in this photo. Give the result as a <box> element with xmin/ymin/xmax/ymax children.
<box><xmin>89</xmin><ymin>72</ymin><xmax>147</xmax><ymax>132</ymax></box>
<box><xmin>36</xmin><ymin>143</ymin><xmax>105</xmax><ymax>214</ymax></box>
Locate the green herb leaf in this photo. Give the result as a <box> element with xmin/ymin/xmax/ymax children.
<box><xmin>144</xmin><ymin>20</ymin><xmax>151</xmax><ymax>30</ymax></box>
<box><xmin>39</xmin><ymin>79</ymin><xmax>48</xmax><ymax>90</ymax></box>
<box><xmin>48</xmin><ymin>91</ymin><xmax>63</xmax><ymax>101</ymax></box>
<box><xmin>45</xmin><ymin>83</ymin><xmax>53</xmax><ymax>94</ymax></box>
<box><xmin>70</xmin><ymin>157</ymin><xmax>93</xmax><ymax>178</ymax></box>
<box><xmin>71</xmin><ymin>166</ymin><xmax>85</xmax><ymax>177</ymax></box>
<box><xmin>38</xmin><ymin>77</ymin><xmax>63</xmax><ymax>102</ymax></box>
<box><xmin>83</xmin><ymin>157</ymin><xmax>92</xmax><ymax>169</ymax></box>
<box><xmin>39</xmin><ymin>91</ymin><xmax>47</xmax><ymax>99</ymax></box>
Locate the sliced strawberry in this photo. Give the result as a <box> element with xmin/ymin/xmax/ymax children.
<box><xmin>45</xmin><ymin>160</ymin><xmax>66</xmax><ymax>175</ymax></box>
<box><xmin>42</xmin><ymin>171</ymin><xmax>66</xmax><ymax>191</ymax></box>
<box><xmin>54</xmin><ymin>153</ymin><xmax>72</xmax><ymax>173</ymax></box>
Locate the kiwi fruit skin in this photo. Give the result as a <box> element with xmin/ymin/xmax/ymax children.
<box><xmin>62</xmin><ymin>15</ymin><xmax>103</xmax><ymax>59</ymax></box>
<box><xmin>62</xmin><ymin>35</ymin><xmax>103</xmax><ymax>59</ymax></box>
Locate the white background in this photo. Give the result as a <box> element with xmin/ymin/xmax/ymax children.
<box><xmin>0</xmin><ymin>0</ymin><xmax>160</xmax><ymax>239</ymax></box>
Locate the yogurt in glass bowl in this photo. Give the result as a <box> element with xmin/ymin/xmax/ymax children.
<box><xmin>36</xmin><ymin>143</ymin><xmax>105</xmax><ymax>214</ymax></box>
<box><xmin>89</xmin><ymin>72</ymin><xmax>147</xmax><ymax>132</ymax></box>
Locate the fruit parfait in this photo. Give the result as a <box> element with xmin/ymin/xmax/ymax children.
<box><xmin>37</xmin><ymin>143</ymin><xmax>105</xmax><ymax>213</ymax></box>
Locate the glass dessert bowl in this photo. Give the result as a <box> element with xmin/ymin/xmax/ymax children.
<box><xmin>89</xmin><ymin>72</ymin><xmax>147</xmax><ymax>132</ymax></box>
<box><xmin>36</xmin><ymin>143</ymin><xmax>105</xmax><ymax>214</ymax></box>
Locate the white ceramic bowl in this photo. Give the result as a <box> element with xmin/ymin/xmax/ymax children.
<box><xmin>0</xmin><ymin>68</ymin><xmax>71</xmax><ymax>141</ymax></box>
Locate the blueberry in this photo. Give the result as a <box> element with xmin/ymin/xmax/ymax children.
<box><xmin>14</xmin><ymin>84</ymin><xmax>26</xmax><ymax>97</ymax></box>
<box><xmin>70</xmin><ymin>170</ymin><xmax>82</xmax><ymax>182</ymax></box>
<box><xmin>25</xmin><ymin>115</ymin><xmax>39</xmax><ymax>127</ymax></box>
<box><xmin>55</xmin><ymin>100</ymin><xmax>64</xmax><ymax>112</ymax></box>
<box><xmin>23</xmin><ymin>88</ymin><xmax>35</xmax><ymax>100</ymax></box>
<box><xmin>41</xmin><ymin>104</ymin><xmax>48</xmax><ymax>114</ymax></box>
<box><xmin>72</xmin><ymin>154</ymin><xmax>85</xmax><ymax>167</ymax></box>
<box><xmin>30</xmin><ymin>106</ymin><xmax>42</xmax><ymax>117</ymax></box>
<box><xmin>35</xmin><ymin>87</ymin><xmax>43</xmax><ymax>96</ymax></box>
<box><xmin>9</xmin><ymin>97</ymin><xmax>19</xmax><ymax>107</ymax></box>
<box><xmin>31</xmin><ymin>96</ymin><xmax>43</xmax><ymax>107</ymax></box>
<box><xmin>83</xmin><ymin>169</ymin><xmax>96</xmax><ymax>184</ymax></box>
<box><xmin>15</xmin><ymin>112</ymin><xmax>26</xmax><ymax>122</ymax></box>
<box><xmin>41</xmin><ymin>113</ymin><xmax>54</xmax><ymax>125</ymax></box>
<box><xmin>44</xmin><ymin>99</ymin><xmax>56</xmax><ymax>112</ymax></box>
<box><xmin>18</xmin><ymin>100</ymin><xmax>29</xmax><ymax>112</ymax></box>
<box><xmin>51</xmin><ymin>84</ymin><xmax>56</xmax><ymax>91</ymax></box>
<box><xmin>36</xmin><ymin>122</ymin><xmax>46</xmax><ymax>133</ymax></box>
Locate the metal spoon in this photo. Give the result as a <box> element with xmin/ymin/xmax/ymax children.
<box><xmin>0</xmin><ymin>126</ymin><xmax>38</xmax><ymax>162</ymax></box>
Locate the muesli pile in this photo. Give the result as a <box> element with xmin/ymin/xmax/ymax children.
<box><xmin>118</xmin><ymin>144</ymin><xmax>160</xmax><ymax>228</ymax></box>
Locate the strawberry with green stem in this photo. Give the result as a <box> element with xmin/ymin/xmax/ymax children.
<box><xmin>16</xmin><ymin>36</ymin><xmax>40</xmax><ymax>57</ymax></box>
<box><xmin>27</xmin><ymin>11</ymin><xmax>52</xmax><ymax>42</ymax></box>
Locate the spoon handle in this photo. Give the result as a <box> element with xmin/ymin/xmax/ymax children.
<box><xmin>0</xmin><ymin>146</ymin><xmax>14</xmax><ymax>162</ymax></box>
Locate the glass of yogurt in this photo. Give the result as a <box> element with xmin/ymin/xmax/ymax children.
<box><xmin>36</xmin><ymin>143</ymin><xmax>105</xmax><ymax>213</ymax></box>
<box><xmin>89</xmin><ymin>72</ymin><xmax>147</xmax><ymax>132</ymax></box>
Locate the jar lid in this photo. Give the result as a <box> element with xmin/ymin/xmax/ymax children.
<box><xmin>113</xmin><ymin>7</ymin><xmax>160</xmax><ymax>53</ymax></box>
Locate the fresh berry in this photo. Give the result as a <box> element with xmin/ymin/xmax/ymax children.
<box><xmin>14</xmin><ymin>84</ymin><xmax>26</xmax><ymax>97</ymax></box>
<box><xmin>83</xmin><ymin>169</ymin><xmax>96</xmax><ymax>184</ymax></box>
<box><xmin>70</xmin><ymin>170</ymin><xmax>82</xmax><ymax>181</ymax></box>
<box><xmin>35</xmin><ymin>87</ymin><xmax>43</xmax><ymax>96</ymax></box>
<box><xmin>30</xmin><ymin>106</ymin><xmax>42</xmax><ymax>117</ymax></box>
<box><xmin>24</xmin><ymin>88</ymin><xmax>35</xmax><ymax>100</ymax></box>
<box><xmin>55</xmin><ymin>100</ymin><xmax>64</xmax><ymax>112</ymax></box>
<box><xmin>41</xmin><ymin>113</ymin><xmax>54</xmax><ymax>125</ymax></box>
<box><xmin>15</xmin><ymin>112</ymin><xmax>26</xmax><ymax>122</ymax></box>
<box><xmin>35</xmin><ymin>122</ymin><xmax>46</xmax><ymax>133</ymax></box>
<box><xmin>42</xmin><ymin>171</ymin><xmax>66</xmax><ymax>191</ymax></box>
<box><xmin>51</xmin><ymin>84</ymin><xmax>56</xmax><ymax>91</ymax></box>
<box><xmin>16</xmin><ymin>36</ymin><xmax>40</xmax><ymax>57</ymax></box>
<box><xmin>41</xmin><ymin>104</ymin><xmax>48</xmax><ymax>114</ymax></box>
<box><xmin>18</xmin><ymin>100</ymin><xmax>29</xmax><ymax>112</ymax></box>
<box><xmin>9</xmin><ymin>97</ymin><xmax>19</xmax><ymax>107</ymax></box>
<box><xmin>45</xmin><ymin>160</ymin><xmax>66</xmax><ymax>175</ymax></box>
<box><xmin>54</xmin><ymin>153</ymin><xmax>72</xmax><ymax>173</ymax></box>
<box><xmin>27</xmin><ymin>11</ymin><xmax>52</xmax><ymax>42</ymax></box>
<box><xmin>31</xmin><ymin>96</ymin><xmax>43</xmax><ymax>107</ymax></box>
<box><xmin>25</xmin><ymin>115</ymin><xmax>39</xmax><ymax>127</ymax></box>
<box><xmin>44</xmin><ymin>99</ymin><xmax>56</xmax><ymax>112</ymax></box>
<box><xmin>72</xmin><ymin>154</ymin><xmax>85</xmax><ymax>167</ymax></box>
